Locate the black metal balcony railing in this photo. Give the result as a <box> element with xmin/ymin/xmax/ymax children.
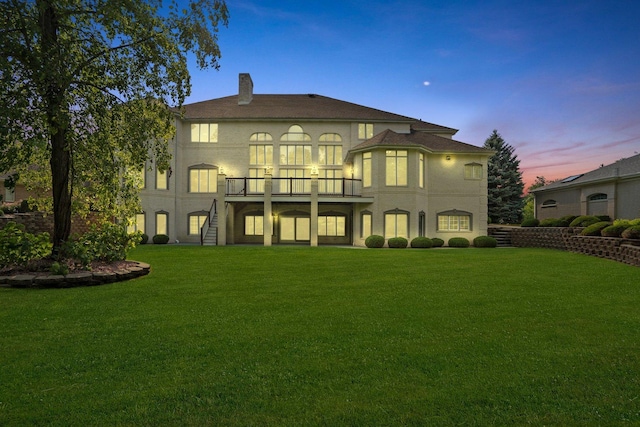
<box><xmin>225</xmin><ymin>177</ymin><xmax>363</xmax><ymax>197</ymax></box>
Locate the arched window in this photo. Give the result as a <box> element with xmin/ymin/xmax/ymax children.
<box><xmin>249</xmin><ymin>132</ymin><xmax>273</xmax><ymax>142</ymax></box>
<box><xmin>280</xmin><ymin>125</ymin><xmax>311</xmax><ymax>141</ymax></box>
<box><xmin>384</xmin><ymin>208</ymin><xmax>409</xmax><ymax>238</ymax></box>
<box><xmin>588</xmin><ymin>193</ymin><xmax>607</xmax><ymax>201</ymax></box>
<box><xmin>319</xmin><ymin>133</ymin><xmax>342</xmax><ymax>142</ymax></box>
<box><xmin>188</xmin><ymin>164</ymin><xmax>218</xmax><ymax>193</ymax></box>
<box><xmin>541</xmin><ymin>199</ymin><xmax>557</xmax><ymax>208</ymax></box>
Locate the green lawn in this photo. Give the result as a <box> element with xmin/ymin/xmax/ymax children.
<box><xmin>1</xmin><ymin>246</ymin><xmax>639</xmax><ymax>426</ymax></box>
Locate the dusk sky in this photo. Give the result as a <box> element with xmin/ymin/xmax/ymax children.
<box><xmin>184</xmin><ymin>0</ymin><xmax>640</xmax><ymax>188</ymax></box>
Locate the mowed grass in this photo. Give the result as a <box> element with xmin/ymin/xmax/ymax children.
<box><xmin>1</xmin><ymin>246</ymin><xmax>640</xmax><ymax>426</ymax></box>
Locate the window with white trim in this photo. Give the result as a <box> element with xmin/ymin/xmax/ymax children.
<box><xmin>319</xmin><ymin>145</ymin><xmax>343</xmax><ymax>165</ymax></box>
<box><xmin>249</xmin><ymin>132</ymin><xmax>273</xmax><ymax>142</ymax></box>
<box><xmin>191</xmin><ymin>123</ymin><xmax>218</xmax><ymax>143</ymax></box>
<box><xmin>188</xmin><ymin>212</ymin><xmax>208</xmax><ymax>235</ymax></box>
<box><xmin>419</xmin><ymin>153</ymin><xmax>425</xmax><ymax>188</ymax></box>
<box><xmin>437</xmin><ymin>211</ymin><xmax>472</xmax><ymax>232</ymax></box>
<box><xmin>127</xmin><ymin>213</ymin><xmax>145</xmax><ymax>234</ymax></box>
<box><xmin>358</xmin><ymin>123</ymin><xmax>373</xmax><ymax>139</ymax></box>
<box><xmin>245</xmin><ymin>215</ymin><xmax>264</xmax><ymax>236</ymax></box>
<box><xmin>318</xmin><ymin>215</ymin><xmax>346</xmax><ymax>236</ymax></box>
<box><xmin>385</xmin><ymin>210</ymin><xmax>409</xmax><ymax>238</ymax></box>
<box><xmin>319</xmin><ymin>169</ymin><xmax>343</xmax><ymax>194</ymax></box>
<box><xmin>279</xmin><ymin>169</ymin><xmax>311</xmax><ymax>193</ymax></box>
<box><xmin>156</xmin><ymin>212</ymin><xmax>168</xmax><ymax>236</ymax></box>
<box><xmin>189</xmin><ymin>167</ymin><xmax>217</xmax><ymax>193</ymax></box>
<box><xmin>541</xmin><ymin>199</ymin><xmax>557</xmax><ymax>208</ymax></box>
<box><xmin>464</xmin><ymin>163</ymin><xmax>482</xmax><ymax>180</ymax></box>
<box><xmin>280</xmin><ymin>125</ymin><xmax>311</xmax><ymax>142</ymax></box>
<box><xmin>319</xmin><ymin>133</ymin><xmax>342</xmax><ymax>142</ymax></box>
<box><xmin>279</xmin><ymin>145</ymin><xmax>312</xmax><ymax>165</ymax></box>
<box><xmin>361</xmin><ymin>212</ymin><xmax>372</xmax><ymax>238</ymax></box>
<box><xmin>363</xmin><ymin>152</ymin><xmax>372</xmax><ymax>187</ymax></box>
<box><xmin>156</xmin><ymin>168</ymin><xmax>168</xmax><ymax>190</ymax></box>
<box><xmin>386</xmin><ymin>150</ymin><xmax>408</xmax><ymax>186</ymax></box>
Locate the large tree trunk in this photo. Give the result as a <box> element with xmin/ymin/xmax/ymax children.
<box><xmin>50</xmin><ymin>130</ymin><xmax>72</xmax><ymax>253</ymax></box>
<box><xmin>39</xmin><ymin>0</ymin><xmax>72</xmax><ymax>254</ymax></box>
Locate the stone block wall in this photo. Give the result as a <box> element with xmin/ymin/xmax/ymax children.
<box><xmin>511</xmin><ymin>227</ymin><xmax>640</xmax><ymax>267</ymax></box>
<box><xmin>0</xmin><ymin>212</ymin><xmax>103</xmax><ymax>238</ymax></box>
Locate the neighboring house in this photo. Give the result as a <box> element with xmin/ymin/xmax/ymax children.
<box><xmin>532</xmin><ymin>153</ymin><xmax>640</xmax><ymax>220</ymax></box>
<box><xmin>0</xmin><ymin>173</ymin><xmax>28</xmax><ymax>205</ymax></box>
<box><xmin>138</xmin><ymin>73</ymin><xmax>494</xmax><ymax>246</ymax></box>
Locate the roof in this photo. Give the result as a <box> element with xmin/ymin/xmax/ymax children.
<box><xmin>176</xmin><ymin>94</ymin><xmax>456</xmax><ymax>133</ymax></box>
<box><xmin>346</xmin><ymin>129</ymin><xmax>493</xmax><ymax>160</ymax></box>
<box><xmin>533</xmin><ymin>153</ymin><xmax>640</xmax><ymax>192</ymax></box>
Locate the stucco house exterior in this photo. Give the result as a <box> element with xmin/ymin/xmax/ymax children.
<box><xmin>532</xmin><ymin>153</ymin><xmax>640</xmax><ymax>221</ymax></box>
<box><xmin>137</xmin><ymin>73</ymin><xmax>494</xmax><ymax>246</ymax></box>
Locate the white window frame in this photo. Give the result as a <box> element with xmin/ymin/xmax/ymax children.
<box><xmin>190</xmin><ymin>123</ymin><xmax>218</xmax><ymax>143</ymax></box>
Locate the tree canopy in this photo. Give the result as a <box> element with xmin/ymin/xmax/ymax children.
<box><xmin>0</xmin><ymin>0</ymin><xmax>229</xmax><ymax>252</ymax></box>
<box><xmin>483</xmin><ymin>130</ymin><xmax>525</xmax><ymax>224</ymax></box>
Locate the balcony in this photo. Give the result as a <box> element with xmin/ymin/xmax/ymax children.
<box><xmin>225</xmin><ymin>177</ymin><xmax>364</xmax><ymax>198</ymax></box>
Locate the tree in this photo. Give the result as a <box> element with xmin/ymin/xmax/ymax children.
<box><xmin>483</xmin><ymin>130</ymin><xmax>524</xmax><ymax>224</ymax></box>
<box><xmin>0</xmin><ymin>0</ymin><xmax>229</xmax><ymax>254</ymax></box>
<box><xmin>522</xmin><ymin>176</ymin><xmax>548</xmax><ymax>221</ymax></box>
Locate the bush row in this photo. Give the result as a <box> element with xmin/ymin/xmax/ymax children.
<box><xmin>364</xmin><ymin>235</ymin><xmax>497</xmax><ymax>249</ymax></box>
<box><xmin>520</xmin><ymin>215</ymin><xmax>640</xmax><ymax>239</ymax></box>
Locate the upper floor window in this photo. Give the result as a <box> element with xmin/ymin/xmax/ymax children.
<box><xmin>358</xmin><ymin>123</ymin><xmax>373</xmax><ymax>139</ymax></box>
<box><xmin>319</xmin><ymin>169</ymin><xmax>343</xmax><ymax>194</ymax></box>
<box><xmin>250</xmin><ymin>145</ymin><xmax>273</xmax><ymax>165</ymax></box>
<box><xmin>437</xmin><ymin>210</ymin><xmax>471</xmax><ymax>232</ymax></box>
<box><xmin>541</xmin><ymin>199</ymin><xmax>557</xmax><ymax>208</ymax></box>
<box><xmin>464</xmin><ymin>163</ymin><xmax>482</xmax><ymax>180</ymax></box>
<box><xmin>319</xmin><ymin>133</ymin><xmax>342</xmax><ymax>142</ymax></box>
<box><xmin>189</xmin><ymin>165</ymin><xmax>217</xmax><ymax>193</ymax></box>
<box><xmin>588</xmin><ymin>193</ymin><xmax>607</xmax><ymax>201</ymax></box>
<box><xmin>363</xmin><ymin>152</ymin><xmax>372</xmax><ymax>187</ymax></box>
<box><xmin>249</xmin><ymin>132</ymin><xmax>273</xmax><ymax>142</ymax></box>
<box><xmin>191</xmin><ymin>123</ymin><xmax>218</xmax><ymax>143</ymax></box>
<box><xmin>156</xmin><ymin>168</ymin><xmax>168</xmax><ymax>190</ymax></box>
<box><xmin>280</xmin><ymin>145</ymin><xmax>311</xmax><ymax>165</ymax></box>
<box><xmin>319</xmin><ymin>145</ymin><xmax>343</xmax><ymax>165</ymax></box>
<box><xmin>279</xmin><ymin>169</ymin><xmax>311</xmax><ymax>193</ymax></box>
<box><xmin>281</xmin><ymin>125</ymin><xmax>311</xmax><ymax>142</ymax></box>
<box><xmin>386</xmin><ymin>150</ymin><xmax>407</xmax><ymax>186</ymax></box>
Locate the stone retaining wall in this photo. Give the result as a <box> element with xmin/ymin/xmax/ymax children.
<box><xmin>0</xmin><ymin>211</ymin><xmax>102</xmax><ymax>237</ymax></box>
<box><xmin>511</xmin><ymin>227</ymin><xmax>640</xmax><ymax>267</ymax></box>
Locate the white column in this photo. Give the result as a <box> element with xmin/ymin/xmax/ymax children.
<box><xmin>310</xmin><ymin>170</ymin><xmax>318</xmax><ymax>247</ymax></box>
<box><xmin>263</xmin><ymin>172</ymin><xmax>273</xmax><ymax>246</ymax></box>
<box><xmin>217</xmin><ymin>171</ymin><xmax>226</xmax><ymax>246</ymax></box>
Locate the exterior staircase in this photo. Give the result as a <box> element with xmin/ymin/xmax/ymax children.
<box><xmin>488</xmin><ymin>226</ymin><xmax>514</xmax><ymax>247</ymax></box>
<box><xmin>201</xmin><ymin>213</ymin><xmax>218</xmax><ymax>245</ymax></box>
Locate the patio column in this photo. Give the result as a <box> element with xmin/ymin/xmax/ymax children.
<box><xmin>310</xmin><ymin>169</ymin><xmax>318</xmax><ymax>247</ymax></box>
<box><xmin>217</xmin><ymin>170</ymin><xmax>226</xmax><ymax>246</ymax></box>
<box><xmin>263</xmin><ymin>172</ymin><xmax>272</xmax><ymax>246</ymax></box>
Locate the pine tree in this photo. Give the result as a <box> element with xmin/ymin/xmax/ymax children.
<box><xmin>483</xmin><ymin>130</ymin><xmax>525</xmax><ymax>224</ymax></box>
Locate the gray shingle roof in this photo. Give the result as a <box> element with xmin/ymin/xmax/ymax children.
<box><xmin>176</xmin><ymin>94</ymin><xmax>456</xmax><ymax>133</ymax></box>
<box><xmin>533</xmin><ymin>153</ymin><xmax>640</xmax><ymax>192</ymax></box>
<box><xmin>347</xmin><ymin>129</ymin><xmax>493</xmax><ymax>158</ymax></box>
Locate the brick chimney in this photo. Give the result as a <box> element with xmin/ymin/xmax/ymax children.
<box><xmin>238</xmin><ymin>73</ymin><xmax>253</xmax><ymax>105</ymax></box>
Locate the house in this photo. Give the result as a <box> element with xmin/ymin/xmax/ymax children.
<box><xmin>0</xmin><ymin>173</ymin><xmax>27</xmax><ymax>206</ymax></box>
<box><xmin>138</xmin><ymin>73</ymin><xmax>494</xmax><ymax>246</ymax></box>
<box><xmin>532</xmin><ymin>153</ymin><xmax>640</xmax><ymax>220</ymax></box>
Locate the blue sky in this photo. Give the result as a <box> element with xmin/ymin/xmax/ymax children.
<box><xmin>184</xmin><ymin>0</ymin><xmax>640</xmax><ymax>187</ymax></box>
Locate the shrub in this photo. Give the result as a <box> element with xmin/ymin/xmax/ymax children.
<box><xmin>388</xmin><ymin>237</ymin><xmax>408</xmax><ymax>248</ymax></box>
<box><xmin>521</xmin><ymin>218</ymin><xmax>539</xmax><ymax>227</ymax></box>
<box><xmin>49</xmin><ymin>261</ymin><xmax>69</xmax><ymax>276</ymax></box>
<box><xmin>0</xmin><ymin>221</ymin><xmax>52</xmax><ymax>268</ymax></box>
<box><xmin>448</xmin><ymin>237</ymin><xmax>470</xmax><ymax>248</ymax></box>
<box><xmin>539</xmin><ymin>218</ymin><xmax>560</xmax><ymax>227</ymax></box>
<box><xmin>560</xmin><ymin>215</ymin><xmax>578</xmax><ymax>224</ymax></box>
<box><xmin>410</xmin><ymin>237</ymin><xmax>433</xmax><ymax>248</ymax></box>
<box><xmin>597</xmin><ymin>215</ymin><xmax>611</xmax><ymax>222</ymax></box>
<box><xmin>473</xmin><ymin>236</ymin><xmax>497</xmax><ymax>248</ymax></box>
<box><xmin>140</xmin><ymin>233</ymin><xmax>149</xmax><ymax>244</ymax></box>
<box><xmin>622</xmin><ymin>225</ymin><xmax>640</xmax><ymax>239</ymax></box>
<box><xmin>153</xmin><ymin>234</ymin><xmax>170</xmax><ymax>244</ymax></box>
<box><xmin>431</xmin><ymin>238</ymin><xmax>445</xmax><ymax>248</ymax></box>
<box><xmin>601</xmin><ymin>224</ymin><xmax>629</xmax><ymax>237</ymax></box>
<box><xmin>580</xmin><ymin>221</ymin><xmax>612</xmax><ymax>236</ymax></box>
<box><xmin>570</xmin><ymin>215</ymin><xmax>601</xmax><ymax>227</ymax></box>
<box><xmin>365</xmin><ymin>235</ymin><xmax>385</xmax><ymax>248</ymax></box>
<box><xmin>62</xmin><ymin>223</ymin><xmax>141</xmax><ymax>268</ymax></box>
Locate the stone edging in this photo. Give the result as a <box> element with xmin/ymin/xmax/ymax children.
<box><xmin>0</xmin><ymin>261</ymin><xmax>150</xmax><ymax>289</ymax></box>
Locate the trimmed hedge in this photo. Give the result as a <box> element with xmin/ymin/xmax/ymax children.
<box><xmin>448</xmin><ymin>237</ymin><xmax>470</xmax><ymax>248</ymax></box>
<box><xmin>521</xmin><ymin>218</ymin><xmax>539</xmax><ymax>227</ymax></box>
<box><xmin>580</xmin><ymin>221</ymin><xmax>612</xmax><ymax>236</ymax></box>
<box><xmin>431</xmin><ymin>238</ymin><xmax>445</xmax><ymax>248</ymax></box>
<box><xmin>622</xmin><ymin>225</ymin><xmax>640</xmax><ymax>239</ymax></box>
<box><xmin>601</xmin><ymin>224</ymin><xmax>629</xmax><ymax>238</ymax></box>
<box><xmin>410</xmin><ymin>237</ymin><xmax>433</xmax><ymax>248</ymax></box>
<box><xmin>570</xmin><ymin>215</ymin><xmax>601</xmax><ymax>227</ymax></box>
<box><xmin>365</xmin><ymin>235</ymin><xmax>385</xmax><ymax>248</ymax></box>
<box><xmin>388</xmin><ymin>237</ymin><xmax>408</xmax><ymax>248</ymax></box>
<box><xmin>473</xmin><ymin>236</ymin><xmax>497</xmax><ymax>248</ymax></box>
<box><xmin>152</xmin><ymin>234</ymin><xmax>170</xmax><ymax>244</ymax></box>
<box><xmin>140</xmin><ymin>233</ymin><xmax>149</xmax><ymax>244</ymax></box>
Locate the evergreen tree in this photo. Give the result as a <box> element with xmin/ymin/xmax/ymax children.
<box><xmin>483</xmin><ymin>130</ymin><xmax>525</xmax><ymax>223</ymax></box>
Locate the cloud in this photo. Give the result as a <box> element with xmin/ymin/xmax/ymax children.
<box><xmin>423</xmin><ymin>81</ymin><xmax>431</xmax><ymax>86</ymax></box>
